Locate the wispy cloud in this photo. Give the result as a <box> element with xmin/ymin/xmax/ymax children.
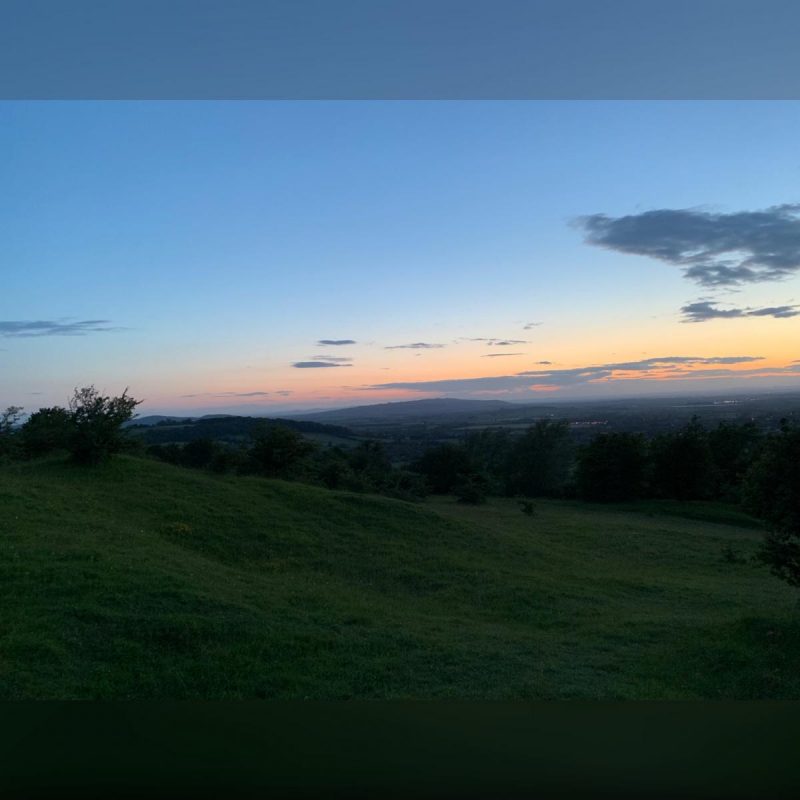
<box><xmin>681</xmin><ymin>301</ymin><xmax>800</xmax><ymax>322</ymax></box>
<box><xmin>0</xmin><ymin>319</ymin><xmax>123</xmax><ymax>337</ymax></box>
<box><xmin>293</xmin><ymin>361</ymin><xmax>352</xmax><ymax>368</ymax></box>
<box><xmin>482</xmin><ymin>352</ymin><xmax>524</xmax><ymax>358</ymax></box>
<box><xmin>369</xmin><ymin>355</ymin><xmax>775</xmax><ymax>394</ymax></box>
<box><xmin>463</xmin><ymin>338</ymin><xmax>528</xmax><ymax>346</ymax></box>
<box><xmin>181</xmin><ymin>391</ymin><xmax>272</xmax><ymax>398</ymax></box>
<box><xmin>310</xmin><ymin>355</ymin><xmax>353</xmax><ymax>363</ymax></box>
<box><xmin>385</xmin><ymin>342</ymin><xmax>445</xmax><ymax>350</ymax></box>
<box><xmin>523</xmin><ymin>322</ymin><xmax>543</xmax><ymax>330</ymax></box>
<box><xmin>578</xmin><ymin>204</ymin><xmax>800</xmax><ymax>287</ymax></box>
<box><xmin>317</xmin><ymin>339</ymin><xmax>356</xmax><ymax>346</ymax></box>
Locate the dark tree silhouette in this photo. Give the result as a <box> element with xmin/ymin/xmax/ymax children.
<box><xmin>743</xmin><ymin>421</ymin><xmax>800</xmax><ymax>587</ymax></box>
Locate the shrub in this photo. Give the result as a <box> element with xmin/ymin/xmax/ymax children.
<box><xmin>68</xmin><ymin>386</ymin><xmax>141</xmax><ymax>465</ymax></box>
<box><xmin>19</xmin><ymin>407</ymin><xmax>73</xmax><ymax>457</ymax></box>
<box><xmin>0</xmin><ymin>406</ymin><xmax>24</xmax><ymax>460</ymax></box>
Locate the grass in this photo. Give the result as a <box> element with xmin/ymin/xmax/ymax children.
<box><xmin>0</xmin><ymin>455</ymin><xmax>797</xmax><ymax>699</ymax></box>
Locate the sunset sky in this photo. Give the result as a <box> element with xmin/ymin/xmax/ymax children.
<box><xmin>3</xmin><ymin>101</ymin><xmax>800</xmax><ymax>415</ymax></box>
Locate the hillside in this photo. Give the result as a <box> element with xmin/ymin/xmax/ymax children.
<box><xmin>0</xmin><ymin>456</ymin><xmax>798</xmax><ymax>699</ymax></box>
<box><xmin>290</xmin><ymin>397</ymin><xmax>514</xmax><ymax>424</ymax></box>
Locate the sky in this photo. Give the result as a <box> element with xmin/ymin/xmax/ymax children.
<box><xmin>2</xmin><ymin>101</ymin><xmax>800</xmax><ymax>415</ymax></box>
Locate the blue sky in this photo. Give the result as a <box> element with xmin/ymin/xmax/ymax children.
<box><xmin>3</xmin><ymin>101</ymin><xmax>800</xmax><ymax>414</ymax></box>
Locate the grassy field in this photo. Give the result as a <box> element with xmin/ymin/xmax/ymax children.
<box><xmin>0</xmin><ymin>455</ymin><xmax>798</xmax><ymax>699</ymax></box>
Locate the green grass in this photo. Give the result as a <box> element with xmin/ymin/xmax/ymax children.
<box><xmin>0</xmin><ymin>455</ymin><xmax>798</xmax><ymax>699</ymax></box>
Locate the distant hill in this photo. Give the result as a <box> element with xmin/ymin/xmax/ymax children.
<box><xmin>125</xmin><ymin>415</ymin><xmax>192</xmax><ymax>427</ymax></box>
<box><xmin>126</xmin><ymin>414</ymin><xmax>355</xmax><ymax>445</ymax></box>
<box><xmin>291</xmin><ymin>397</ymin><xmax>514</xmax><ymax>424</ymax></box>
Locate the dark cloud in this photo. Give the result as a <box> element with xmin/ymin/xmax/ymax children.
<box><xmin>0</xmin><ymin>319</ymin><xmax>122</xmax><ymax>337</ymax></box>
<box><xmin>370</xmin><ymin>355</ymin><xmax>768</xmax><ymax>393</ymax></box>
<box><xmin>578</xmin><ymin>204</ymin><xmax>800</xmax><ymax>287</ymax></box>
<box><xmin>310</xmin><ymin>355</ymin><xmax>353</xmax><ymax>363</ymax></box>
<box><xmin>482</xmin><ymin>352</ymin><xmax>524</xmax><ymax>358</ymax></box>
<box><xmin>681</xmin><ymin>301</ymin><xmax>800</xmax><ymax>322</ymax></box>
<box><xmin>293</xmin><ymin>361</ymin><xmax>351</xmax><ymax>368</ymax></box>
<box><xmin>535</xmin><ymin>360</ymin><xmax>552</xmax><ymax>365</ymax></box>
<box><xmin>385</xmin><ymin>342</ymin><xmax>445</xmax><ymax>350</ymax></box>
<box><xmin>523</xmin><ymin>322</ymin><xmax>543</xmax><ymax>330</ymax></box>
<box><xmin>317</xmin><ymin>339</ymin><xmax>356</xmax><ymax>346</ymax></box>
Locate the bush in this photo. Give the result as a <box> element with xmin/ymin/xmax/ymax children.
<box><xmin>20</xmin><ymin>407</ymin><xmax>73</xmax><ymax>457</ymax></box>
<box><xmin>68</xmin><ymin>386</ymin><xmax>141</xmax><ymax>465</ymax></box>
<box><xmin>181</xmin><ymin>438</ymin><xmax>217</xmax><ymax>469</ymax></box>
<box><xmin>455</xmin><ymin>473</ymin><xmax>489</xmax><ymax>505</ymax></box>
<box><xmin>0</xmin><ymin>406</ymin><xmax>24</xmax><ymax>459</ymax></box>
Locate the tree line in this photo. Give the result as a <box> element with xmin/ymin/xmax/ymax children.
<box><xmin>1</xmin><ymin>389</ymin><xmax>798</xmax><ymax>587</ymax></box>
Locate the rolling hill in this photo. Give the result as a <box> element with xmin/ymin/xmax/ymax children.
<box><xmin>0</xmin><ymin>455</ymin><xmax>797</xmax><ymax>699</ymax></box>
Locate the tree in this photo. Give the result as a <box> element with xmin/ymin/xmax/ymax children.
<box><xmin>505</xmin><ymin>420</ymin><xmax>572</xmax><ymax>497</ymax></box>
<box><xmin>743</xmin><ymin>422</ymin><xmax>800</xmax><ymax>587</ymax></box>
<box><xmin>246</xmin><ymin>422</ymin><xmax>315</xmax><ymax>478</ymax></box>
<box><xmin>412</xmin><ymin>442</ymin><xmax>473</xmax><ymax>494</ymax></box>
<box><xmin>181</xmin><ymin>438</ymin><xmax>217</xmax><ymax>469</ymax></box>
<box><xmin>708</xmin><ymin>421</ymin><xmax>763</xmax><ymax>501</ymax></box>
<box><xmin>0</xmin><ymin>406</ymin><xmax>24</xmax><ymax>458</ymax></box>
<box><xmin>649</xmin><ymin>417</ymin><xmax>715</xmax><ymax>500</ymax></box>
<box><xmin>575</xmin><ymin>432</ymin><xmax>647</xmax><ymax>502</ymax></box>
<box><xmin>20</xmin><ymin>406</ymin><xmax>72</xmax><ymax>457</ymax></box>
<box><xmin>454</xmin><ymin>472</ymin><xmax>489</xmax><ymax>505</ymax></box>
<box><xmin>68</xmin><ymin>386</ymin><xmax>141</xmax><ymax>465</ymax></box>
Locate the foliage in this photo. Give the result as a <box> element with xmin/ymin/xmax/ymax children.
<box><xmin>743</xmin><ymin>422</ymin><xmax>800</xmax><ymax>587</ymax></box>
<box><xmin>20</xmin><ymin>407</ymin><xmax>73</xmax><ymax>457</ymax></box>
<box><xmin>412</xmin><ymin>442</ymin><xmax>474</xmax><ymax>494</ymax></box>
<box><xmin>708</xmin><ymin>421</ymin><xmax>764</xmax><ymax>501</ymax></box>
<box><xmin>650</xmin><ymin>417</ymin><xmax>715</xmax><ymax>501</ymax></box>
<box><xmin>68</xmin><ymin>386</ymin><xmax>142</xmax><ymax>465</ymax></box>
<box><xmin>504</xmin><ymin>420</ymin><xmax>572</xmax><ymax>497</ymax></box>
<box><xmin>454</xmin><ymin>472</ymin><xmax>489</xmax><ymax>505</ymax></box>
<box><xmin>0</xmin><ymin>406</ymin><xmax>24</xmax><ymax>459</ymax></box>
<box><xmin>575</xmin><ymin>432</ymin><xmax>647</xmax><ymax>502</ymax></box>
<box><xmin>245</xmin><ymin>422</ymin><xmax>316</xmax><ymax>478</ymax></box>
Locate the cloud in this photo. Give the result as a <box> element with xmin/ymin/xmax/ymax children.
<box><xmin>385</xmin><ymin>342</ymin><xmax>445</xmax><ymax>350</ymax></box>
<box><xmin>310</xmin><ymin>355</ymin><xmax>353</xmax><ymax>363</ymax></box>
<box><xmin>577</xmin><ymin>204</ymin><xmax>800</xmax><ymax>287</ymax></box>
<box><xmin>293</xmin><ymin>361</ymin><xmax>351</xmax><ymax>368</ymax></box>
<box><xmin>681</xmin><ymin>301</ymin><xmax>800</xmax><ymax>322</ymax></box>
<box><xmin>317</xmin><ymin>339</ymin><xmax>356</xmax><ymax>346</ymax></box>
<box><xmin>535</xmin><ymin>360</ymin><xmax>552</xmax><ymax>365</ymax></box>
<box><xmin>463</xmin><ymin>338</ymin><xmax>528</xmax><ymax>346</ymax></box>
<box><xmin>369</xmin><ymin>355</ymin><xmax>770</xmax><ymax>394</ymax></box>
<box><xmin>523</xmin><ymin>322</ymin><xmax>543</xmax><ymax>330</ymax></box>
<box><xmin>0</xmin><ymin>319</ymin><xmax>122</xmax><ymax>337</ymax></box>
<box><xmin>181</xmin><ymin>391</ymin><xmax>272</xmax><ymax>398</ymax></box>
<box><xmin>482</xmin><ymin>352</ymin><xmax>524</xmax><ymax>358</ymax></box>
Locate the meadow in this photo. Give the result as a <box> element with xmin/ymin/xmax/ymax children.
<box><xmin>0</xmin><ymin>455</ymin><xmax>797</xmax><ymax>699</ymax></box>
